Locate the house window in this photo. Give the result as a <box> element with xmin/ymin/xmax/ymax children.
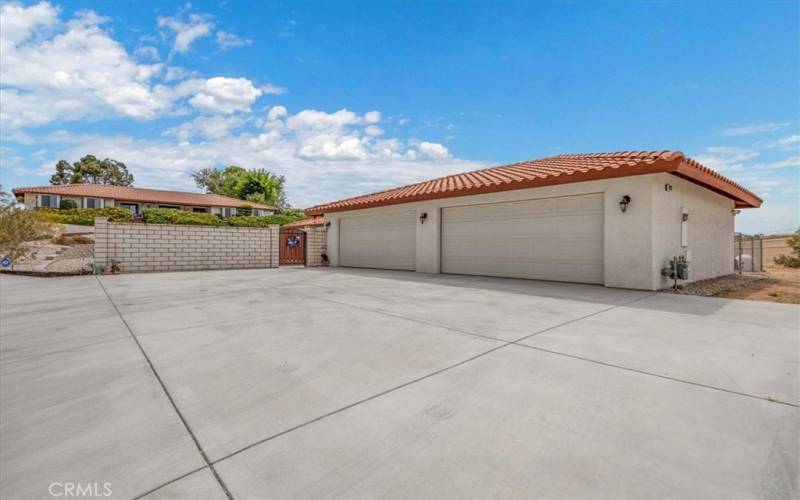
<box><xmin>40</xmin><ymin>195</ymin><xmax>57</xmax><ymax>208</ymax></box>
<box><xmin>85</xmin><ymin>198</ymin><xmax>102</xmax><ymax>209</ymax></box>
<box><xmin>192</xmin><ymin>207</ymin><xmax>208</xmax><ymax>213</ymax></box>
<box><xmin>119</xmin><ymin>203</ymin><xmax>139</xmax><ymax>215</ymax></box>
<box><xmin>222</xmin><ymin>207</ymin><xmax>235</xmax><ymax>217</ymax></box>
<box><xmin>158</xmin><ymin>205</ymin><xmax>181</xmax><ymax>210</ymax></box>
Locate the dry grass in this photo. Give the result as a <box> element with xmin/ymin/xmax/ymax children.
<box><xmin>52</xmin><ymin>234</ymin><xmax>94</xmax><ymax>246</ymax></box>
<box><xmin>715</xmin><ymin>266</ymin><xmax>800</xmax><ymax>304</ymax></box>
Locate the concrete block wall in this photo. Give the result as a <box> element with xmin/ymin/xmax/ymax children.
<box><xmin>95</xmin><ymin>218</ymin><xmax>279</xmax><ymax>273</ymax></box>
<box><xmin>305</xmin><ymin>226</ymin><xmax>328</xmax><ymax>267</ymax></box>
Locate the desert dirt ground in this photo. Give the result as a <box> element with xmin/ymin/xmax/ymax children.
<box><xmin>717</xmin><ymin>266</ymin><xmax>800</xmax><ymax>304</ymax></box>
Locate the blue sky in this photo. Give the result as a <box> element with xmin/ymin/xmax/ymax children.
<box><xmin>1</xmin><ymin>0</ymin><xmax>797</xmax><ymax>234</ymax></box>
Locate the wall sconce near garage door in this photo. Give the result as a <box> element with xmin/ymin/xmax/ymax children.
<box><xmin>619</xmin><ymin>195</ymin><xmax>631</xmax><ymax>213</ymax></box>
<box><xmin>419</xmin><ymin>212</ymin><xmax>428</xmax><ymax>224</ymax></box>
<box><xmin>324</xmin><ymin>221</ymin><xmax>331</xmax><ymax>228</ymax></box>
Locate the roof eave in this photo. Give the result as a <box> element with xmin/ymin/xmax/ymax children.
<box><xmin>10</xmin><ymin>187</ymin><xmax>275</xmax><ymax>210</ymax></box>
<box><xmin>305</xmin><ymin>159</ymin><xmax>679</xmax><ymax>215</ymax></box>
<box><xmin>672</xmin><ymin>162</ymin><xmax>762</xmax><ymax>208</ymax></box>
<box><xmin>306</xmin><ymin>156</ymin><xmax>762</xmax><ymax>215</ymax></box>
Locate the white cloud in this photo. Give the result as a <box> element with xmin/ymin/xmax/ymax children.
<box><xmin>266</xmin><ymin>105</ymin><xmax>288</xmax><ymax>121</ymax></box>
<box><xmin>0</xmin><ymin>3</ymin><xmax>172</xmax><ymax>128</ymax></box>
<box><xmin>721</xmin><ymin>122</ymin><xmax>791</xmax><ymax>136</ymax></box>
<box><xmin>28</xmin><ymin>106</ymin><xmax>481</xmax><ymax>208</ymax></box>
<box><xmin>770</xmin><ymin>134</ymin><xmax>800</xmax><ymax>150</ymax></box>
<box><xmin>286</xmin><ymin>109</ymin><xmax>361</xmax><ymax>131</ymax></box>
<box><xmin>189</xmin><ymin>77</ymin><xmax>263</xmax><ymax>114</ymax></box>
<box><xmin>163</xmin><ymin>66</ymin><xmax>198</xmax><ymax>81</ymax></box>
<box><xmin>215</xmin><ymin>30</ymin><xmax>252</xmax><ymax>50</ymax></box>
<box><xmin>157</xmin><ymin>13</ymin><xmax>213</xmax><ymax>54</ymax></box>
<box><xmin>0</xmin><ymin>1</ymin><xmax>58</xmax><ymax>45</ymax></box>
<box><xmin>365</xmin><ymin>125</ymin><xmax>383</xmax><ymax>137</ymax></box>
<box><xmin>164</xmin><ymin>115</ymin><xmax>246</xmax><ymax>142</ymax></box>
<box><xmin>418</xmin><ymin>141</ymin><xmax>451</xmax><ymax>160</ymax></box>
<box><xmin>754</xmin><ymin>156</ymin><xmax>800</xmax><ymax>169</ymax></box>
<box><xmin>364</xmin><ymin>111</ymin><xmax>381</xmax><ymax>124</ymax></box>
<box><xmin>0</xmin><ymin>3</ymin><xmax>270</xmax><ymax>130</ymax></box>
<box><xmin>135</xmin><ymin>45</ymin><xmax>160</xmax><ymax>61</ymax></box>
<box><xmin>691</xmin><ymin>143</ymin><xmax>799</xmax><ymax>234</ymax></box>
<box><xmin>260</xmin><ymin>83</ymin><xmax>287</xmax><ymax>95</ymax></box>
<box><xmin>693</xmin><ymin>146</ymin><xmax>759</xmax><ymax>172</ymax></box>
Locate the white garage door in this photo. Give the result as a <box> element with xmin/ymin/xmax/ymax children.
<box><xmin>442</xmin><ymin>193</ymin><xmax>604</xmax><ymax>284</ymax></box>
<box><xmin>339</xmin><ymin>211</ymin><xmax>416</xmax><ymax>270</ymax></box>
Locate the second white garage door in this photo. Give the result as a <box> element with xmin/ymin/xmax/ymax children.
<box><xmin>441</xmin><ymin>193</ymin><xmax>604</xmax><ymax>284</ymax></box>
<box><xmin>339</xmin><ymin>211</ymin><xmax>416</xmax><ymax>270</ymax></box>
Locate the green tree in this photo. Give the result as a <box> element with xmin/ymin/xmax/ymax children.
<box><xmin>192</xmin><ymin>166</ymin><xmax>288</xmax><ymax>209</ymax></box>
<box><xmin>774</xmin><ymin>230</ymin><xmax>800</xmax><ymax>268</ymax></box>
<box><xmin>50</xmin><ymin>155</ymin><xmax>134</xmax><ymax>186</ymax></box>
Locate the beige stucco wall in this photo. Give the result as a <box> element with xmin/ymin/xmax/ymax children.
<box><xmin>323</xmin><ymin>173</ymin><xmax>737</xmax><ymax>290</ymax></box>
<box><xmin>94</xmin><ymin>218</ymin><xmax>278</xmax><ymax>273</ymax></box>
<box><xmin>651</xmin><ymin>173</ymin><xmax>735</xmax><ymax>288</ymax></box>
<box><xmin>22</xmin><ymin>193</ymin><xmax>36</xmax><ymax>209</ymax></box>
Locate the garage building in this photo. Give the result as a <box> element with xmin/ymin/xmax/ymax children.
<box><xmin>305</xmin><ymin>151</ymin><xmax>761</xmax><ymax>290</ymax></box>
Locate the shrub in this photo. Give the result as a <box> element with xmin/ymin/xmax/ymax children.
<box><xmin>33</xmin><ymin>207</ymin><xmax>134</xmax><ymax>225</ymax></box>
<box><xmin>237</xmin><ymin>204</ymin><xmax>253</xmax><ymax>216</ymax></box>
<box><xmin>225</xmin><ymin>216</ymin><xmax>274</xmax><ymax>227</ymax></box>
<box><xmin>227</xmin><ymin>214</ymin><xmax>308</xmax><ymax>227</ymax></box>
<box><xmin>773</xmin><ymin>230</ymin><xmax>800</xmax><ymax>268</ymax></box>
<box><xmin>142</xmin><ymin>208</ymin><xmax>223</xmax><ymax>225</ymax></box>
<box><xmin>59</xmin><ymin>198</ymin><xmax>78</xmax><ymax>210</ymax></box>
<box><xmin>135</xmin><ymin>209</ymin><xmax>308</xmax><ymax>227</ymax></box>
<box><xmin>0</xmin><ymin>206</ymin><xmax>55</xmax><ymax>265</ymax></box>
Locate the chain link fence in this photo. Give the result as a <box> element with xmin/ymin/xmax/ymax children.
<box><xmin>734</xmin><ymin>234</ymin><xmax>763</xmax><ymax>272</ymax></box>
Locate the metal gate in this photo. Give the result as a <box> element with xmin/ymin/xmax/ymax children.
<box><xmin>734</xmin><ymin>234</ymin><xmax>763</xmax><ymax>272</ymax></box>
<box><xmin>280</xmin><ymin>229</ymin><xmax>306</xmax><ymax>265</ymax></box>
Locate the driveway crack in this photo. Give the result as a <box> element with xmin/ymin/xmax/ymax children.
<box><xmin>95</xmin><ymin>276</ymin><xmax>234</xmax><ymax>500</ymax></box>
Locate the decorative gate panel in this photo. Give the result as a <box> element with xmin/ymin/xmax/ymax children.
<box><xmin>280</xmin><ymin>229</ymin><xmax>306</xmax><ymax>265</ymax></box>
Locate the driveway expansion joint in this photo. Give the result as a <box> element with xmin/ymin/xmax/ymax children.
<box><xmin>91</xmin><ymin>274</ymin><xmax>796</xmax><ymax>500</ymax></box>
<box><xmin>95</xmin><ymin>277</ymin><xmax>235</xmax><ymax>500</ymax></box>
<box><xmin>205</xmin><ymin>292</ymin><xmax>664</xmax><ymax>467</ymax></box>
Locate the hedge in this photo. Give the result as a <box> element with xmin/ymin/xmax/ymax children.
<box><xmin>142</xmin><ymin>208</ymin><xmax>223</xmax><ymax>225</ymax></box>
<box><xmin>141</xmin><ymin>208</ymin><xmax>307</xmax><ymax>227</ymax></box>
<box><xmin>33</xmin><ymin>207</ymin><xmax>134</xmax><ymax>226</ymax></box>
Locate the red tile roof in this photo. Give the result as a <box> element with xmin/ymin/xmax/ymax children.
<box><xmin>12</xmin><ymin>184</ymin><xmax>275</xmax><ymax>210</ymax></box>
<box><xmin>282</xmin><ymin>216</ymin><xmax>324</xmax><ymax>229</ymax></box>
<box><xmin>305</xmin><ymin>151</ymin><xmax>761</xmax><ymax>215</ymax></box>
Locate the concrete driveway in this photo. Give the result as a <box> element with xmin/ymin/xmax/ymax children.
<box><xmin>1</xmin><ymin>268</ymin><xmax>797</xmax><ymax>499</ymax></box>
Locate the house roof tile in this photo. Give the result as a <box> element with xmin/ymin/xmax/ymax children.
<box><xmin>282</xmin><ymin>216</ymin><xmax>324</xmax><ymax>229</ymax></box>
<box><xmin>305</xmin><ymin>151</ymin><xmax>761</xmax><ymax>215</ymax></box>
<box><xmin>11</xmin><ymin>184</ymin><xmax>276</xmax><ymax>210</ymax></box>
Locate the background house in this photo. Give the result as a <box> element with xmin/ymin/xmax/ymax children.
<box><xmin>12</xmin><ymin>184</ymin><xmax>275</xmax><ymax>216</ymax></box>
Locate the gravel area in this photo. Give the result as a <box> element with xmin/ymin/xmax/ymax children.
<box><xmin>660</xmin><ymin>273</ymin><xmax>768</xmax><ymax>297</ymax></box>
<box><xmin>2</xmin><ymin>240</ymin><xmax>94</xmax><ymax>275</ymax></box>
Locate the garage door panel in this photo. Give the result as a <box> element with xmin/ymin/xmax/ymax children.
<box><xmin>442</xmin><ymin>193</ymin><xmax>604</xmax><ymax>284</ymax></box>
<box><xmin>340</xmin><ymin>211</ymin><xmax>416</xmax><ymax>271</ymax></box>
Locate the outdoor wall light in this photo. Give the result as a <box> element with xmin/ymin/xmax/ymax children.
<box><xmin>619</xmin><ymin>195</ymin><xmax>631</xmax><ymax>213</ymax></box>
<box><xmin>419</xmin><ymin>212</ymin><xmax>428</xmax><ymax>224</ymax></box>
<box><xmin>324</xmin><ymin>221</ymin><xmax>331</xmax><ymax>228</ymax></box>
